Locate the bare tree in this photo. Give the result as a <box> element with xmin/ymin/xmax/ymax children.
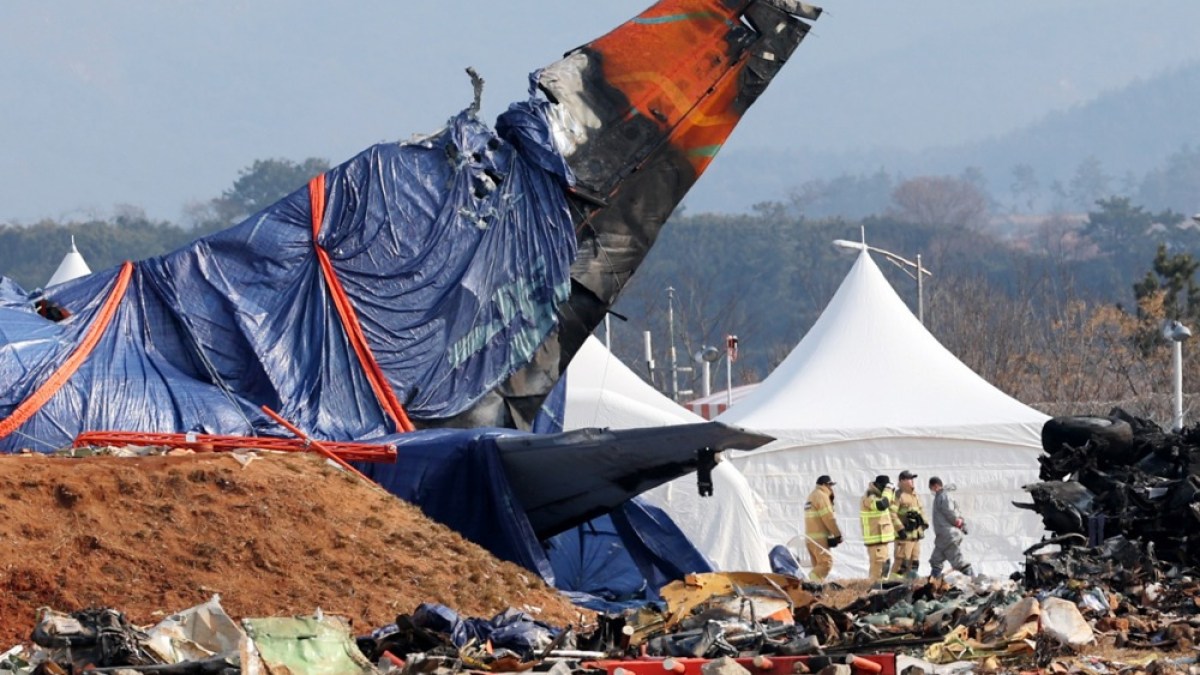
<box><xmin>1009</xmin><ymin>164</ymin><xmax>1040</xmax><ymax>214</ymax></box>
<box><xmin>889</xmin><ymin>176</ymin><xmax>989</xmax><ymax>229</ymax></box>
<box><xmin>929</xmin><ymin>262</ymin><xmax>1179</xmax><ymax>419</ymax></box>
<box><xmin>1068</xmin><ymin>155</ymin><xmax>1113</xmax><ymax>211</ymax></box>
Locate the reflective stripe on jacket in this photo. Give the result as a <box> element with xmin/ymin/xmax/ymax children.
<box><xmin>805</xmin><ymin>485</ymin><xmax>841</xmax><ymax>540</ymax></box>
<box><xmin>859</xmin><ymin>485</ymin><xmax>896</xmax><ymax>545</ymax></box>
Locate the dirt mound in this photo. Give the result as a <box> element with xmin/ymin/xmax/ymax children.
<box><xmin>0</xmin><ymin>452</ymin><xmax>586</xmax><ymax>647</ymax></box>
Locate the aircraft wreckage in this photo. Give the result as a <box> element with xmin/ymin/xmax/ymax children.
<box><xmin>0</xmin><ymin>0</ymin><xmax>820</xmax><ymax>546</ymax></box>
<box><xmin>1021</xmin><ymin>409</ymin><xmax>1200</xmax><ymax>582</ymax></box>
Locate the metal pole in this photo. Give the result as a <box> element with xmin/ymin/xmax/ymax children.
<box><xmin>1174</xmin><ymin>340</ymin><xmax>1185</xmax><ymax>432</ymax></box>
<box><xmin>725</xmin><ymin>352</ymin><xmax>733</xmax><ymax>408</ymax></box>
<box><xmin>701</xmin><ymin>361</ymin><xmax>712</xmax><ymax>398</ymax></box>
<box><xmin>604</xmin><ymin>314</ymin><xmax>611</xmax><ymax>349</ymax></box>
<box><xmin>643</xmin><ymin>330</ymin><xmax>656</xmax><ymax>387</ymax></box>
<box><xmin>916</xmin><ymin>253</ymin><xmax>924</xmax><ymax>325</ymax></box>
<box><xmin>668</xmin><ymin>287</ymin><xmax>679</xmax><ymax>401</ymax></box>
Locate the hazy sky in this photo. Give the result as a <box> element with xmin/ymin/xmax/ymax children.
<box><xmin>3</xmin><ymin>1</ymin><xmax>1199</xmax><ymax>223</ymax></box>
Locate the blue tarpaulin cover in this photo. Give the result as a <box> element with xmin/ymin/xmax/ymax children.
<box><xmin>358</xmin><ymin>426</ymin><xmax>713</xmax><ymax>602</ymax></box>
<box><xmin>0</xmin><ymin>102</ymin><xmax>575</xmax><ymax>451</ymax></box>
<box><xmin>547</xmin><ymin>499</ymin><xmax>714</xmax><ymax>612</ymax></box>
<box><xmin>408</xmin><ymin>603</ymin><xmax>560</xmax><ymax>658</ymax></box>
<box><xmin>768</xmin><ymin>544</ymin><xmax>802</xmax><ymax>577</ymax></box>
<box><xmin>358</xmin><ymin>428</ymin><xmax>552</xmax><ymax>581</ymax></box>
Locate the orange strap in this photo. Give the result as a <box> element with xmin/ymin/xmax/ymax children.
<box><xmin>0</xmin><ymin>261</ymin><xmax>134</xmax><ymax>441</ymax></box>
<box><xmin>309</xmin><ymin>176</ymin><xmax>415</xmax><ymax>433</ymax></box>
<box><xmin>261</xmin><ymin>405</ymin><xmax>375</xmax><ymax>483</ymax></box>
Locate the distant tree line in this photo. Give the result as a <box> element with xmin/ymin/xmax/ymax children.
<box><xmin>787</xmin><ymin>143</ymin><xmax>1200</xmax><ymax>221</ymax></box>
<box><xmin>0</xmin><ymin>158</ymin><xmax>330</xmax><ymax>291</ymax></box>
<box><xmin>610</xmin><ymin>192</ymin><xmax>1200</xmax><ymax>426</ymax></box>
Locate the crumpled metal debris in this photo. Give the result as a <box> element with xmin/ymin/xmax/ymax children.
<box><xmin>620</xmin><ymin>572</ymin><xmax>818</xmax><ymax>659</ymax></box>
<box><xmin>13</xmin><ymin>599</ymin><xmax>386</xmax><ymax>674</ymax></box>
<box><xmin>355</xmin><ymin>603</ymin><xmax>568</xmax><ymax>673</ymax></box>
<box><xmin>1008</xmin><ymin>408</ymin><xmax>1200</xmax><ymax>665</ymax></box>
<box><xmin>1020</xmin><ymin>408</ymin><xmax>1200</xmax><ymax>566</ymax></box>
<box><xmin>31</xmin><ymin>607</ymin><xmax>161</xmax><ymax>670</ymax></box>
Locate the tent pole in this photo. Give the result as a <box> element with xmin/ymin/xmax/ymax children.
<box><xmin>726</xmin><ymin>351</ymin><xmax>733</xmax><ymax>408</ymax></box>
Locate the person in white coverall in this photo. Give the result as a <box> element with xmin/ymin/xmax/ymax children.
<box><xmin>928</xmin><ymin>476</ymin><xmax>974</xmax><ymax>577</ymax></box>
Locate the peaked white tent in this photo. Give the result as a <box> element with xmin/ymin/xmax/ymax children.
<box><xmin>564</xmin><ymin>336</ymin><xmax>771</xmax><ymax>572</ymax></box>
<box><xmin>721</xmin><ymin>252</ymin><xmax>1049</xmax><ymax>578</ymax></box>
<box><xmin>46</xmin><ymin>237</ymin><xmax>93</xmax><ymax>288</ymax></box>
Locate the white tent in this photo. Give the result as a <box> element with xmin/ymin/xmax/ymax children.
<box><xmin>564</xmin><ymin>336</ymin><xmax>771</xmax><ymax>572</ymax></box>
<box><xmin>46</xmin><ymin>236</ymin><xmax>93</xmax><ymax>288</ymax></box>
<box><xmin>721</xmin><ymin>252</ymin><xmax>1049</xmax><ymax>578</ymax></box>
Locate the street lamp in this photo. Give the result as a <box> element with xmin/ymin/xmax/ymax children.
<box><xmin>832</xmin><ymin>233</ymin><xmax>932</xmax><ymax>324</ymax></box>
<box><xmin>1163</xmin><ymin>319</ymin><xmax>1192</xmax><ymax>432</ymax></box>
<box><xmin>693</xmin><ymin>346</ymin><xmax>721</xmax><ymax>398</ymax></box>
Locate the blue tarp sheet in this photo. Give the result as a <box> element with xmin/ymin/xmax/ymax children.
<box><xmin>358</xmin><ymin>426</ymin><xmax>713</xmax><ymax>604</ymax></box>
<box><xmin>768</xmin><ymin>544</ymin><xmax>802</xmax><ymax>577</ymax></box>
<box><xmin>547</xmin><ymin>499</ymin><xmax>714</xmax><ymax>612</ymax></box>
<box><xmin>0</xmin><ymin>101</ymin><xmax>575</xmax><ymax>451</ymax></box>
<box><xmin>401</xmin><ymin>603</ymin><xmax>559</xmax><ymax>659</ymax></box>
<box><xmin>358</xmin><ymin>428</ymin><xmax>552</xmax><ymax>581</ymax></box>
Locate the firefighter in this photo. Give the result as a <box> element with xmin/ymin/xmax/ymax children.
<box><xmin>804</xmin><ymin>475</ymin><xmax>843</xmax><ymax>581</ymax></box>
<box><xmin>860</xmin><ymin>474</ymin><xmax>896</xmax><ymax>580</ymax></box>
<box><xmin>890</xmin><ymin>469</ymin><xmax>928</xmax><ymax>579</ymax></box>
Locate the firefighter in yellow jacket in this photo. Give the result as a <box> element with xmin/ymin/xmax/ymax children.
<box><xmin>890</xmin><ymin>469</ymin><xmax>928</xmax><ymax>579</ymax></box>
<box><xmin>804</xmin><ymin>475</ymin><xmax>843</xmax><ymax>580</ymax></box>
<box><xmin>860</xmin><ymin>474</ymin><xmax>896</xmax><ymax>580</ymax></box>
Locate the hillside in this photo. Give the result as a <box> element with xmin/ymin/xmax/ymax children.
<box><xmin>0</xmin><ymin>452</ymin><xmax>585</xmax><ymax>647</ymax></box>
<box><xmin>686</xmin><ymin>61</ymin><xmax>1200</xmax><ymax>215</ymax></box>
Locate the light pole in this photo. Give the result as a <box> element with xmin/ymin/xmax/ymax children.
<box><xmin>665</xmin><ymin>287</ymin><xmax>693</xmax><ymax>401</ymax></box>
<box><xmin>1163</xmin><ymin>320</ymin><xmax>1192</xmax><ymax>432</ymax></box>
<box><xmin>693</xmin><ymin>346</ymin><xmax>721</xmax><ymax>398</ymax></box>
<box><xmin>832</xmin><ymin>231</ymin><xmax>932</xmax><ymax>324</ymax></box>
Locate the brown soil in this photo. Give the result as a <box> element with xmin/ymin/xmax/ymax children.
<box><xmin>0</xmin><ymin>452</ymin><xmax>589</xmax><ymax>647</ymax></box>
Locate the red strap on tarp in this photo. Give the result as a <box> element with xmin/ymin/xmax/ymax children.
<box><xmin>0</xmin><ymin>261</ymin><xmax>134</xmax><ymax>441</ymax></box>
<box><xmin>72</xmin><ymin>430</ymin><xmax>397</xmax><ymax>463</ymax></box>
<box><xmin>309</xmin><ymin>175</ymin><xmax>415</xmax><ymax>433</ymax></box>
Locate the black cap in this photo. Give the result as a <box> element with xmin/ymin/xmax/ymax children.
<box><xmin>817</xmin><ymin>475</ymin><xmax>836</xmax><ymax>486</ymax></box>
<box><xmin>929</xmin><ymin>476</ymin><xmax>943</xmax><ymax>487</ymax></box>
<box><xmin>873</xmin><ymin>474</ymin><xmax>890</xmax><ymax>488</ymax></box>
<box><xmin>899</xmin><ymin>470</ymin><xmax>917</xmax><ymax>480</ymax></box>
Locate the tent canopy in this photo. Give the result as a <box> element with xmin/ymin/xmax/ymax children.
<box><xmin>722</xmin><ymin>251</ymin><xmax>1049</xmax><ymax>578</ymax></box>
<box><xmin>564</xmin><ymin>336</ymin><xmax>771</xmax><ymax>572</ymax></box>
<box><xmin>46</xmin><ymin>236</ymin><xmax>93</xmax><ymax>289</ymax></box>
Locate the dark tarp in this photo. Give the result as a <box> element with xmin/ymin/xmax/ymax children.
<box><xmin>358</xmin><ymin>428</ymin><xmax>552</xmax><ymax>580</ymax></box>
<box><xmin>546</xmin><ymin>500</ymin><xmax>715</xmax><ymax>612</ymax></box>
<box><xmin>358</xmin><ymin>425</ymin><xmax>715</xmax><ymax>605</ymax></box>
<box><xmin>0</xmin><ymin>101</ymin><xmax>575</xmax><ymax>451</ymax></box>
<box><xmin>535</xmin><ymin>370</ymin><xmax>718</xmax><ymax>607</ymax></box>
